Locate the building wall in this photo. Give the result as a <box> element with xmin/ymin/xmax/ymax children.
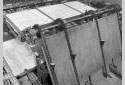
<box><xmin>82</xmin><ymin>0</ymin><xmax>121</xmax><ymax>6</ymax></box>
<box><xmin>104</xmin><ymin>0</ymin><xmax>121</xmax><ymax>6</ymax></box>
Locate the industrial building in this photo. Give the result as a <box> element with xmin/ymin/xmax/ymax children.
<box><xmin>3</xmin><ymin>0</ymin><xmax>122</xmax><ymax>85</ymax></box>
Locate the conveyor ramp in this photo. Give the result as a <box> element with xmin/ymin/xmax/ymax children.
<box><xmin>41</xmin><ymin>13</ymin><xmax>121</xmax><ymax>84</ymax></box>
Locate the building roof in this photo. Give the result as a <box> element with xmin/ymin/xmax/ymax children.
<box><xmin>3</xmin><ymin>39</ymin><xmax>36</xmax><ymax>76</ymax></box>
<box><xmin>5</xmin><ymin>1</ymin><xmax>95</xmax><ymax>32</ymax></box>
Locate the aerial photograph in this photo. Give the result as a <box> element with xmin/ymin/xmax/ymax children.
<box><xmin>3</xmin><ymin>0</ymin><xmax>122</xmax><ymax>85</ymax></box>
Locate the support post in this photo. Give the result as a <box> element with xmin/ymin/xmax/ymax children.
<box><xmin>55</xmin><ymin>18</ymin><xmax>80</xmax><ymax>85</ymax></box>
<box><xmin>36</xmin><ymin>25</ymin><xmax>59</xmax><ymax>85</ymax></box>
<box><xmin>114</xmin><ymin>5</ymin><xmax>122</xmax><ymax>61</ymax></box>
<box><xmin>92</xmin><ymin>12</ymin><xmax>110</xmax><ymax>78</ymax></box>
<box><xmin>35</xmin><ymin>52</ymin><xmax>42</xmax><ymax>83</ymax></box>
<box><xmin>89</xmin><ymin>75</ymin><xmax>93</xmax><ymax>85</ymax></box>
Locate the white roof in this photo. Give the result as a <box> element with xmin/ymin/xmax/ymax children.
<box><xmin>6</xmin><ymin>9</ymin><xmax>53</xmax><ymax>31</ymax></box>
<box><xmin>6</xmin><ymin>1</ymin><xmax>95</xmax><ymax>32</ymax></box>
<box><xmin>64</xmin><ymin>1</ymin><xmax>96</xmax><ymax>13</ymax></box>
<box><xmin>3</xmin><ymin>39</ymin><xmax>36</xmax><ymax>76</ymax></box>
<box><xmin>37</xmin><ymin>4</ymin><xmax>81</xmax><ymax>20</ymax></box>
